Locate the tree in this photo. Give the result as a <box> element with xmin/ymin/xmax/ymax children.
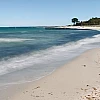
<box><xmin>72</xmin><ymin>18</ymin><xmax>79</xmax><ymax>25</ymax></box>
<box><xmin>76</xmin><ymin>17</ymin><xmax>100</xmax><ymax>26</ymax></box>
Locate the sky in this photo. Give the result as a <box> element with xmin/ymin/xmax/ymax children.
<box><xmin>0</xmin><ymin>0</ymin><xmax>100</xmax><ymax>26</ymax></box>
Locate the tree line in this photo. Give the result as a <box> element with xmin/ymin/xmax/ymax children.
<box><xmin>71</xmin><ymin>17</ymin><xmax>100</xmax><ymax>26</ymax></box>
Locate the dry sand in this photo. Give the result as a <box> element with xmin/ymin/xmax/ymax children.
<box><xmin>3</xmin><ymin>48</ymin><xmax>100</xmax><ymax>100</ymax></box>
<box><xmin>58</xmin><ymin>26</ymin><xmax>100</xmax><ymax>30</ymax></box>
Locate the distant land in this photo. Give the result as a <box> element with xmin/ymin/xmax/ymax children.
<box><xmin>45</xmin><ymin>17</ymin><xmax>100</xmax><ymax>30</ymax></box>
<box><xmin>73</xmin><ymin>17</ymin><xmax>100</xmax><ymax>26</ymax></box>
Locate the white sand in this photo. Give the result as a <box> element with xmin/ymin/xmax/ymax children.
<box><xmin>7</xmin><ymin>48</ymin><xmax>100</xmax><ymax>100</ymax></box>
<box><xmin>58</xmin><ymin>26</ymin><xmax>100</xmax><ymax>30</ymax></box>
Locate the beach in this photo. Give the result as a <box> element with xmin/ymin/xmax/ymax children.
<box><xmin>1</xmin><ymin>0</ymin><xmax>100</xmax><ymax>99</ymax></box>
<box><xmin>3</xmin><ymin>48</ymin><xmax>100</xmax><ymax>100</ymax></box>
<box><xmin>0</xmin><ymin>27</ymin><xmax>100</xmax><ymax>100</ymax></box>
<box><xmin>48</xmin><ymin>26</ymin><xmax>100</xmax><ymax>30</ymax></box>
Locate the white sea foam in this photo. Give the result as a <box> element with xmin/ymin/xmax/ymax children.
<box><xmin>20</xmin><ymin>31</ymin><xmax>28</xmax><ymax>33</ymax></box>
<box><xmin>92</xmin><ymin>34</ymin><xmax>100</xmax><ymax>38</ymax></box>
<box><xmin>78</xmin><ymin>34</ymin><xmax>100</xmax><ymax>45</ymax></box>
<box><xmin>0</xmin><ymin>38</ymin><xmax>33</xmax><ymax>42</ymax></box>
<box><xmin>70</xmin><ymin>32</ymin><xmax>79</xmax><ymax>35</ymax></box>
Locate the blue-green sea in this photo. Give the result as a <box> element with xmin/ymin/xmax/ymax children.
<box><xmin>0</xmin><ymin>27</ymin><xmax>100</xmax><ymax>86</ymax></box>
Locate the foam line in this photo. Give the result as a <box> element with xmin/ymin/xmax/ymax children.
<box><xmin>0</xmin><ymin>38</ymin><xmax>33</xmax><ymax>42</ymax></box>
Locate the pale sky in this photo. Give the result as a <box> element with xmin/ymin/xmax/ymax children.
<box><xmin>0</xmin><ymin>0</ymin><xmax>99</xmax><ymax>26</ymax></box>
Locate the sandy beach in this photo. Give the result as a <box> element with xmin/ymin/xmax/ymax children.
<box><xmin>2</xmin><ymin>48</ymin><xmax>99</xmax><ymax>100</ymax></box>
<box><xmin>55</xmin><ymin>26</ymin><xmax>100</xmax><ymax>30</ymax></box>
<box><xmin>1</xmin><ymin>0</ymin><xmax>100</xmax><ymax>100</ymax></box>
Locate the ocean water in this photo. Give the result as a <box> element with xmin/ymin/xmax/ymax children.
<box><xmin>0</xmin><ymin>27</ymin><xmax>100</xmax><ymax>86</ymax></box>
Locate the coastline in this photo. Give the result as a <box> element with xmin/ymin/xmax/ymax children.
<box><xmin>45</xmin><ymin>26</ymin><xmax>100</xmax><ymax>30</ymax></box>
<box><xmin>3</xmin><ymin>48</ymin><xmax>100</xmax><ymax>100</ymax></box>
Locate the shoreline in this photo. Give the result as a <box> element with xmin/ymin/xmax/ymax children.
<box><xmin>45</xmin><ymin>26</ymin><xmax>100</xmax><ymax>30</ymax></box>
<box><xmin>2</xmin><ymin>48</ymin><xmax>100</xmax><ymax>100</ymax></box>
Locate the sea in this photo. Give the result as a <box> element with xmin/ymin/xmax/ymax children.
<box><xmin>0</xmin><ymin>27</ymin><xmax>100</xmax><ymax>86</ymax></box>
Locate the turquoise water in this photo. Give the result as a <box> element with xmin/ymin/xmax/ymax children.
<box><xmin>0</xmin><ymin>27</ymin><xmax>100</xmax><ymax>85</ymax></box>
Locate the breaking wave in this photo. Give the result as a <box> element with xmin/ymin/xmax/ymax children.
<box><xmin>0</xmin><ymin>34</ymin><xmax>100</xmax><ymax>76</ymax></box>
<box><xmin>0</xmin><ymin>38</ymin><xmax>34</xmax><ymax>42</ymax></box>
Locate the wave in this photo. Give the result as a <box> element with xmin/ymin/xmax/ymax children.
<box><xmin>78</xmin><ymin>34</ymin><xmax>100</xmax><ymax>45</ymax></box>
<box><xmin>70</xmin><ymin>32</ymin><xmax>80</xmax><ymax>35</ymax></box>
<box><xmin>0</xmin><ymin>34</ymin><xmax>100</xmax><ymax>76</ymax></box>
<box><xmin>92</xmin><ymin>34</ymin><xmax>100</xmax><ymax>38</ymax></box>
<box><xmin>20</xmin><ymin>31</ymin><xmax>28</xmax><ymax>33</ymax></box>
<box><xmin>0</xmin><ymin>38</ymin><xmax>34</xmax><ymax>42</ymax></box>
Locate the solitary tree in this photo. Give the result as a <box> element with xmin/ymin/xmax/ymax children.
<box><xmin>72</xmin><ymin>18</ymin><xmax>78</xmax><ymax>25</ymax></box>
